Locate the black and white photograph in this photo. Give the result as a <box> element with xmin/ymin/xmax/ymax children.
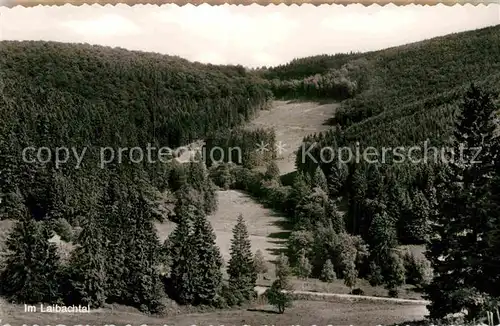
<box><xmin>0</xmin><ymin>3</ymin><xmax>500</xmax><ymax>325</ymax></box>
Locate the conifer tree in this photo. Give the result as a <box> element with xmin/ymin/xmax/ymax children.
<box><xmin>266</xmin><ymin>253</ymin><xmax>293</xmax><ymax>314</ymax></box>
<box><xmin>368</xmin><ymin>261</ymin><xmax>384</xmax><ymax>286</ymax></box>
<box><xmin>68</xmin><ymin>213</ymin><xmax>107</xmax><ymax>308</ymax></box>
<box><xmin>124</xmin><ymin>194</ymin><xmax>165</xmax><ymax>313</ymax></box>
<box><xmin>384</xmin><ymin>252</ymin><xmax>406</xmax><ymax>298</ymax></box>
<box><xmin>343</xmin><ymin>260</ymin><xmax>358</xmax><ymax>291</ymax></box>
<box><xmin>101</xmin><ymin>180</ymin><xmax>129</xmax><ymax>303</ymax></box>
<box><xmin>287</xmin><ymin>171</ymin><xmax>311</xmax><ymax>215</ymax></box>
<box><xmin>169</xmin><ymin>212</ymin><xmax>197</xmax><ymax>305</ymax></box>
<box><xmin>312</xmin><ymin>166</ymin><xmax>328</xmax><ymax>194</ymax></box>
<box><xmin>173</xmin><ymin>183</ymin><xmax>204</xmax><ymax>223</ymax></box>
<box><xmin>189</xmin><ymin>212</ymin><xmax>223</xmax><ymax>306</ymax></box>
<box><xmin>426</xmin><ymin>84</ymin><xmax>497</xmax><ymax>320</ymax></box>
<box><xmin>368</xmin><ymin>211</ymin><xmax>398</xmax><ymax>262</ymax></box>
<box><xmin>328</xmin><ymin>162</ymin><xmax>348</xmax><ymax>197</ymax></box>
<box><xmin>0</xmin><ymin>217</ymin><xmax>60</xmax><ymax>304</ymax></box>
<box><xmin>203</xmin><ymin>179</ymin><xmax>218</xmax><ymax>215</ymax></box>
<box><xmin>265</xmin><ymin>161</ymin><xmax>280</xmax><ymax>181</ymax></box>
<box><xmin>219</xmin><ymin>163</ymin><xmax>233</xmax><ymax>190</ymax></box>
<box><xmin>320</xmin><ymin>259</ymin><xmax>336</xmax><ymax>283</ymax></box>
<box><xmin>227</xmin><ymin>214</ymin><xmax>257</xmax><ymax>303</ymax></box>
<box><xmin>348</xmin><ymin>165</ymin><xmax>367</xmax><ymax>234</ymax></box>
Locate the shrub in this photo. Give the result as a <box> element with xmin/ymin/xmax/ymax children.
<box><xmin>320</xmin><ymin>259</ymin><xmax>336</xmax><ymax>283</ymax></box>
<box><xmin>253</xmin><ymin>250</ymin><xmax>269</xmax><ymax>276</ymax></box>
<box><xmin>351</xmin><ymin>288</ymin><xmax>365</xmax><ymax>295</ymax></box>
<box><xmin>403</xmin><ymin>251</ymin><xmax>433</xmax><ymax>288</ymax></box>
<box><xmin>388</xmin><ymin>289</ymin><xmax>399</xmax><ymax>298</ymax></box>
<box><xmin>53</xmin><ymin>218</ymin><xmax>73</xmax><ymax>242</ymax></box>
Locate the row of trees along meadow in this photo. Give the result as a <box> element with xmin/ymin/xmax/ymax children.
<box><xmin>210</xmin><ymin>84</ymin><xmax>500</xmax><ymax>314</ymax></box>
<box><xmin>0</xmin><ymin>165</ymin><xmax>292</xmax><ymax>313</ymax></box>
<box><xmin>263</xmin><ymin>59</ymin><xmax>370</xmax><ymax>101</ymax></box>
<box><xmin>210</xmin><ymin>159</ymin><xmax>427</xmax><ymax>297</ymax></box>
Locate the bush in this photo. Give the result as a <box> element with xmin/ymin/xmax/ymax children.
<box><xmin>403</xmin><ymin>251</ymin><xmax>433</xmax><ymax>288</ymax></box>
<box><xmin>254</xmin><ymin>250</ymin><xmax>269</xmax><ymax>276</ymax></box>
<box><xmin>320</xmin><ymin>259</ymin><xmax>336</xmax><ymax>282</ymax></box>
<box><xmin>351</xmin><ymin>288</ymin><xmax>364</xmax><ymax>295</ymax></box>
<box><xmin>53</xmin><ymin>218</ymin><xmax>73</xmax><ymax>242</ymax></box>
<box><xmin>388</xmin><ymin>289</ymin><xmax>399</xmax><ymax>298</ymax></box>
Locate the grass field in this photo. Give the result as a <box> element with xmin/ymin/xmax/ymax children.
<box><xmin>1</xmin><ymin>297</ymin><xmax>427</xmax><ymax>326</ymax></box>
<box><xmin>155</xmin><ymin>189</ymin><xmax>290</xmax><ymax>264</ymax></box>
<box><xmin>247</xmin><ymin>100</ymin><xmax>339</xmax><ymax>175</ymax></box>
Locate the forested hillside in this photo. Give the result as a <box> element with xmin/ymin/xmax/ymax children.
<box><xmin>0</xmin><ymin>41</ymin><xmax>272</xmax><ymax>312</ymax></box>
<box><xmin>2</xmin><ymin>24</ymin><xmax>500</xmax><ymax>322</ymax></box>
<box><xmin>290</xmin><ymin>24</ymin><xmax>500</xmax><ymax>242</ymax></box>
<box><xmin>0</xmin><ymin>40</ymin><xmax>272</xmax><ymax>222</ymax></box>
<box><xmin>214</xmin><ymin>24</ymin><xmax>500</xmax><ymax>310</ymax></box>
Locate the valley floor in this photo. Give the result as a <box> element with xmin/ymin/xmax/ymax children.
<box><xmin>0</xmin><ymin>101</ymin><xmax>427</xmax><ymax>325</ymax></box>
<box><xmin>1</xmin><ymin>299</ymin><xmax>427</xmax><ymax>326</ymax></box>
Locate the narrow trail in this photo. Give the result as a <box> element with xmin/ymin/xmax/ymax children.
<box><xmin>254</xmin><ymin>286</ymin><xmax>430</xmax><ymax>305</ymax></box>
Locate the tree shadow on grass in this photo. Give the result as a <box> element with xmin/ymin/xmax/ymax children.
<box><xmin>271</xmin><ymin>219</ymin><xmax>293</xmax><ymax>231</ymax></box>
<box><xmin>267</xmin><ymin>247</ymin><xmax>287</xmax><ymax>261</ymax></box>
<box><xmin>247</xmin><ymin>308</ymin><xmax>280</xmax><ymax>314</ymax></box>
<box><xmin>268</xmin><ymin>239</ymin><xmax>287</xmax><ymax>245</ymax></box>
<box><xmin>268</xmin><ymin>231</ymin><xmax>291</xmax><ymax>240</ymax></box>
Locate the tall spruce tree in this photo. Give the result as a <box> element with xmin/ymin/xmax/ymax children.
<box><xmin>189</xmin><ymin>212</ymin><xmax>223</xmax><ymax>306</ymax></box>
<box><xmin>123</xmin><ymin>193</ymin><xmax>165</xmax><ymax>313</ymax></box>
<box><xmin>295</xmin><ymin>249</ymin><xmax>312</xmax><ymax>279</ymax></box>
<box><xmin>312</xmin><ymin>166</ymin><xmax>329</xmax><ymax>194</ymax></box>
<box><xmin>425</xmin><ymin>84</ymin><xmax>497</xmax><ymax>321</ymax></box>
<box><xmin>68</xmin><ymin>212</ymin><xmax>107</xmax><ymax>308</ymax></box>
<box><xmin>0</xmin><ymin>217</ymin><xmax>60</xmax><ymax>304</ymax></box>
<box><xmin>227</xmin><ymin>214</ymin><xmax>257</xmax><ymax>303</ymax></box>
<box><xmin>168</xmin><ymin>211</ymin><xmax>197</xmax><ymax>305</ymax></box>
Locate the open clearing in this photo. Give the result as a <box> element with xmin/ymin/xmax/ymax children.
<box><xmin>155</xmin><ymin>189</ymin><xmax>289</xmax><ymax>263</ymax></box>
<box><xmin>247</xmin><ymin>100</ymin><xmax>339</xmax><ymax>175</ymax></box>
<box><xmin>2</xmin><ymin>298</ymin><xmax>427</xmax><ymax>326</ymax></box>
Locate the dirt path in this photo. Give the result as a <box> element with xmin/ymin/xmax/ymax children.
<box><xmin>254</xmin><ymin>286</ymin><xmax>430</xmax><ymax>305</ymax></box>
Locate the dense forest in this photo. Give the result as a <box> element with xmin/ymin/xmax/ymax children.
<box><xmin>1</xmin><ymin>25</ymin><xmax>500</xmax><ymax>322</ymax></box>
<box><xmin>0</xmin><ymin>41</ymin><xmax>272</xmax><ymax>312</ymax></box>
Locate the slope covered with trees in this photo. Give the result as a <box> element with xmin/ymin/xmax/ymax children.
<box><xmin>209</xmin><ymin>25</ymin><xmax>500</xmax><ymax>309</ymax></box>
<box><xmin>291</xmin><ymin>25</ymin><xmax>500</xmax><ymax>247</ymax></box>
<box><xmin>0</xmin><ymin>40</ymin><xmax>271</xmax><ymax>312</ymax></box>
<box><xmin>0</xmin><ymin>40</ymin><xmax>271</xmax><ymax>222</ymax></box>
